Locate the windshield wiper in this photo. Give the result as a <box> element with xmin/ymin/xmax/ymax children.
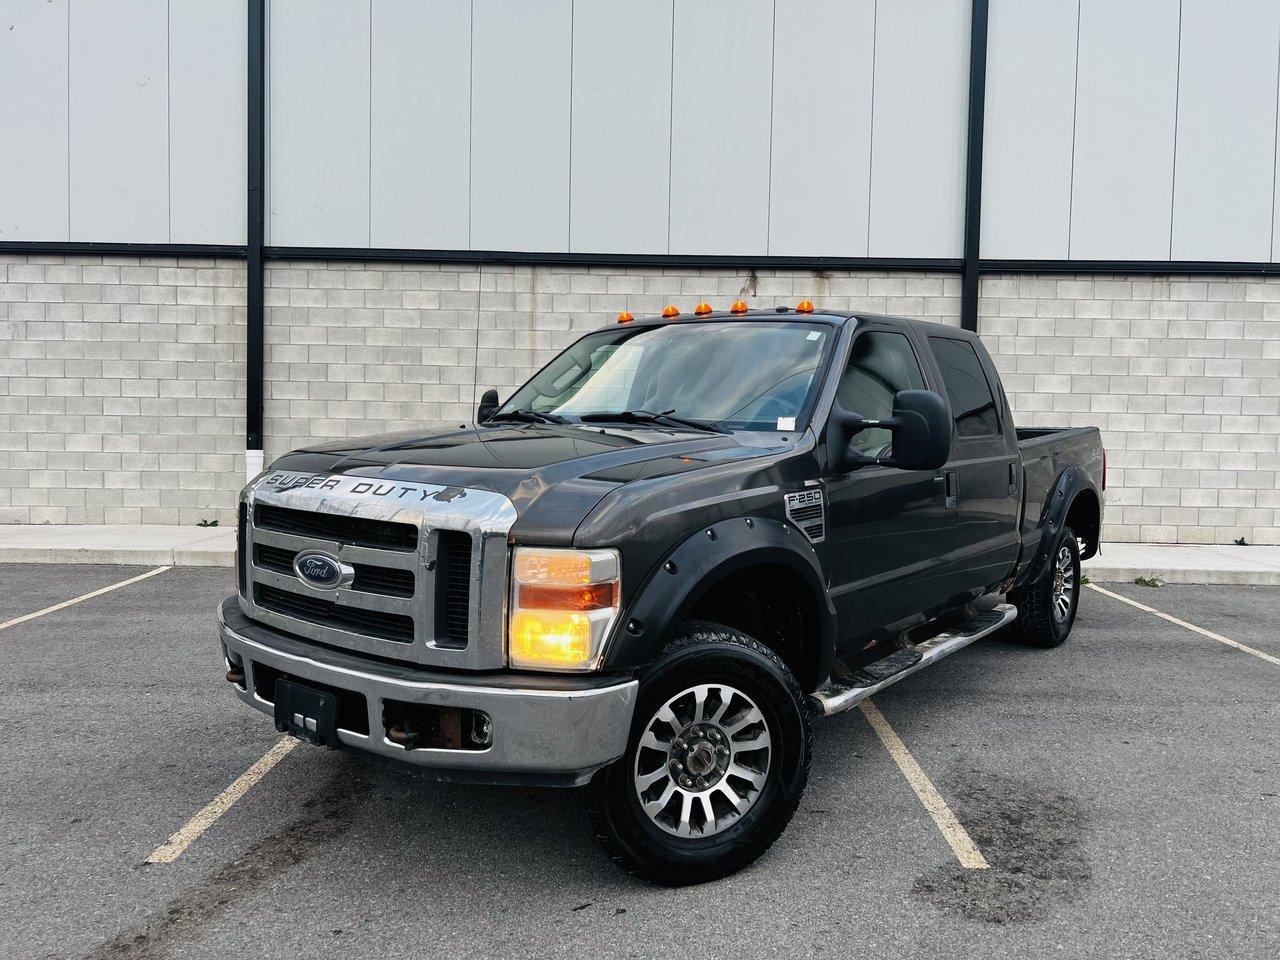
<box><xmin>487</xmin><ymin>408</ymin><xmax>570</xmax><ymax>425</ymax></box>
<box><xmin>578</xmin><ymin>409</ymin><xmax>730</xmax><ymax>435</ymax></box>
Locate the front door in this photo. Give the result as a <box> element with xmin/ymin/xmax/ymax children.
<box><xmin>820</xmin><ymin>328</ymin><xmax>956</xmax><ymax>649</ymax></box>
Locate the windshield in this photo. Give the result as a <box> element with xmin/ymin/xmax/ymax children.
<box><xmin>498</xmin><ymin>320</ymin><xmax>832</xmax><ymax>431</ymax></box>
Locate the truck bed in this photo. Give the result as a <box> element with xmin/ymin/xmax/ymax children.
<box><xmin>1016</xmin><ymin>425</ymin><xmax>1105</xmax><ymax>562</ymax></box>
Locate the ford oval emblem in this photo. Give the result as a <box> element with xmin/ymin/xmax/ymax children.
<box><xmin>293</xmin><ymin>550</ymin><xmax>352</xmax><ymax>589</ymax></box>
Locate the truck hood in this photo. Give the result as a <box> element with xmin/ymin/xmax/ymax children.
<box><xmin>267</xmin><ymin>423</ymin><xmax>790</xmax><ymax>543</ymax></box>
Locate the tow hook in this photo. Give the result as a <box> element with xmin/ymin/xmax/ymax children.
<box><xmin>225</xmin><ymin>667</ymin><xmax>245</xmax><ymax>685</ymax></box>
<box><xmin>386</xmin><ymin>724</ymin><xmax>422</xmax><ymax>749</ymax></box>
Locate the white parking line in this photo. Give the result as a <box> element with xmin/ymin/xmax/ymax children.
<box><xmin>859</xmin><ymin>700</ymin><xmax>991</xmax><ymax>870</ymax></box>
<box><xmin>1086</xmin><ymin>583</ymin><xmax>1280</xmax><ymax>668</ymax></box>
<box><xmin>146</xmin><ymin>737</ymin><xmax>298</xmax><ymax>864</ymax></box>
<box><xmin>0</xmin><ymin>566</ymin><xmax>172</xmax><ymax>633</ymax></box>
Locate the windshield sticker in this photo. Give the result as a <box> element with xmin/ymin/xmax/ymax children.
<box><xmin>806</xmin><ymin>330</ymin><xmax>822</xmax><ymax>340</ymax></box>
<box><xmin>776</xmin><ymin>417</ymin><xmax>797</xmax><ymax>431</ymax></box>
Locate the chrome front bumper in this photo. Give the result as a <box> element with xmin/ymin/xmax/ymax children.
<box><xmin>218</xmin><ymin>599</ymin><xmax>638</xmax><ymax>787</ymax></box>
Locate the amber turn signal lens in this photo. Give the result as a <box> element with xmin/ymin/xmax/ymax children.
<box><xmin>693</xmin><ymin>302</ymin><xmax>713</xmax><ymax>315</ymax></box>
<box><xmin>519</xmin><ymin>582</ymin><xmax>617</xmax><ymax>611</ymax></box>
<box><xmin>616</xmin><ymin>310</ymin><xmax>634</xmax><ymax>324</ymax></box>
<box><xmin>661</xmin><ymin>305</ymin><xmax>680</xmax><ymax>318</ymax></box>
<box><xmin>730</xmin><ymin>300</ymin><xmax>748</xmax><ymax>313</ymax></box>
<box><xmin>796</xmin><ymin>299</ymin><xmax>815</xmax><ymax>313</ymax></box>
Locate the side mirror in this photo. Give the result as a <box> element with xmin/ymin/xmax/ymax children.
<box><xmin>477</xmin><ymin>388</ymin><xmax>500</xmax><ymax>424</ymax></box>
<box><xmin>827</xmin><ymin>389</ymin><xmax>951</xmax><ymax>472</ymax></box>
<box><xmin>885</xmin><ymin>389</ymin><xmax>951</xmax><ymax>470</ymax></box>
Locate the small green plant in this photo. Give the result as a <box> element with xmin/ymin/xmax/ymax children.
<box><xmin>1134</xmin><ymin>575</ymin><xmax>1164</xmax><ymax>588</ymax></box>
<box><xmin>1080</xmin><ymin>573</ymin><xmax>1092</xmax><ymax>585</ymax></box>
<box><xmin>197</xmin><ymin>519</ymin><xmax>220</xmax><ymax>528</ymax></box>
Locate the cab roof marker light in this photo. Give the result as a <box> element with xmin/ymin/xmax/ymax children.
<box><xmin>616</xmin><ymin>310</ymin><xmax>634</xmax><ymax>324</ymax></box>
<box><xmin>661</xmin><ymin>305</ymin><xmax>681</xmax><ymax>318</ymax></box>
<box><xmin>796</xmin><ymin>299</ymin><xmax>815</xmax><ymax>313</ymax></box>
<box><xmin>693</xmin><ymin>302</ymin><xmax>713</xmax><ymax>315</ymax></box>
<box><xmin>730</xmin><ymin>300</ymin><xmax>749</xmax><ymax>314</ymax></box>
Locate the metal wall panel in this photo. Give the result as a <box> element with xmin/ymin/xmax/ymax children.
<box><xmin>370</xmin><ymin>0</ymin><xmax>471</xmax><ymax>249</ymax></box>
<box><xmin>570</xmin><ymin>0</ymin><xmax>674</xmax><ymax>255</ymax></box>
<box><xmin>267</xmin><ymin>0</ymin><xmax>370</xmax><ymax>246</ymax></box>
<box><xmin>170</xmin><ymin>0</ymin><xmax>247</xmax><ymax>244</ymax></box>
<box><xmin>69</xmin><ymin>0</ymin><xmax>169</xmax><ymax>242</ymax></box>
<box><xmin>1172</xmin><ymin>0</ymin><xmax>1280</xmax><ymax>262</ymax></box>
<box><xmin>1069</xmin><ymin>0</ymin><xmax>1180</xmax><ymax>259</ymax></box>
<box><xmin>470</xmin><ymin>0</ymin><xmax>572</xmax><ymax>252</ymax></box>
<box><xmin>0</xmin><ymin>0</ymin><xmax>69</xmax><ymax>241</ymax></box>
<box><xmin>768</xmin><ymin>0</ymin><xmax>875</xmax><ymax>257</ymax></box>
<box><xmin>981</xmin><ymin>0</ymin><xmax>1078</xmax><ymax>259</ymax></box>
<box><xmin>668</xmin><ymin>0</ymin><xmax>774</xmax><ymax>256</ymax></box>
<box><xmin>868</xmin><ymin>0</ymin><xmax>969</xmax><ymax>259</ymax></box>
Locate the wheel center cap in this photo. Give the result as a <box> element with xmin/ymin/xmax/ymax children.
<box><xmin>670</xmin><ymin>724</ymin><xmax>731</xmax><ymax>788</ymax></box>
<box><xmin>687</xmin><ymin>742</ymin><xmax>716</xmax><ymax>777</ymax></box>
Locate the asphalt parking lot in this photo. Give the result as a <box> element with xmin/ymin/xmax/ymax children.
<box><xmin>2</xmin><ymin>565</ymin><xmax>1277</xmax><ymax>960</ymax></box>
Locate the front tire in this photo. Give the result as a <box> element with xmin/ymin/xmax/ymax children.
<box><xmin>1010</xmin><ymin>525</ymin><xmax>1081</xmax><ymax>648</ymax></box>
<box><xmin>585</xmin><ymin>621</ymin><xmax>811</xmax><ymax>885</ymax></box>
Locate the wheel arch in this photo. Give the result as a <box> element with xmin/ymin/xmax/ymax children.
<box><xmin>603</xmin><ymin>516</ymin><xmax>837</xmax><ymax>692</ymax></box>
<box><xmin>1018</xmin><ymin>465</ymin><xmax>1103</xmax><ymax>588</ymax></box>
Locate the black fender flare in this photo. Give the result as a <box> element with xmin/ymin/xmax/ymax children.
<box><xmin>602</xmin><ymin>515</ymin><xmax>838</xmax><ymax>685</ymax></box>
<box><xmin>1019</xmin><ymin>466</ymin><xmax>1102</xmax><ymax>588</ymax></box>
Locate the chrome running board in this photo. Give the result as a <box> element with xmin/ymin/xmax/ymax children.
<box><xmin>809</xmin><ymin>603</ymin><xmax>1018</xmax><ymax>717</ymax></box>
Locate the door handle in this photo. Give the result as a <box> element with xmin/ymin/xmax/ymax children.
<box><xmin>941</xmin><ymin>469</ymin><xmax>958</xmax><ymax>509</ymax></box>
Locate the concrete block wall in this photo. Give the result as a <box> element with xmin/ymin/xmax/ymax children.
<box><xmin>4</xmin><ymin>255</ymin><xmax>1278</xmax><ymax>545</ymax></box>
<box><xmin>0</xmin><ymin>254</ymin><xmax>246</xmax><ymax>525</ymax></box>
<box><xmin>980</xmin><ymin>275</ymin><xmax>1280</xmax><ymax>545</ymax></box>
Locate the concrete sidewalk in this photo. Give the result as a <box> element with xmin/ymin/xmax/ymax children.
<box><xmin>0</xmin><ymin>524</ymin><xmax>1278</xmax><ymax>585</ymax></box>
<box><xmin>1082</xmin><ymin>542</ymin><xmax>1280</xmax><ymax>586</ymax></box>
<box><xmin>0</xmin><ymin>524</ymin><xmax>235</xmax><ymax>567</ymax></box>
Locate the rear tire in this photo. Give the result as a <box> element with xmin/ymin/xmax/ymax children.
<box><xmin>585</xmin><ymin>621</ymin><xmax>811</xmax><ymax>886</ymax></box>
<box><xmin>1010</xmin><ymin>525</ymin><xmax>1081</xmax><ymax>648</ymax></box>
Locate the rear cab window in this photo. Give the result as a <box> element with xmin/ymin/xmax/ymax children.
<box><xmin>927</xmin><ymin>336</ymin><xmax>1001</xmax><ymax>438</ymax></box>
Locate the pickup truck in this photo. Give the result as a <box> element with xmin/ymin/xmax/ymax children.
<box><xmin>219</xmin><ymin>303</ymin><xmax>1104</xmax><ymax>885</ymax></box>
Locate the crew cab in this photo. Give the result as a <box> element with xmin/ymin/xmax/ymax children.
<box><xmin>219</xmin><ymin>303</ymin><xmax>1104</xmax><ymax>885</ymax></box>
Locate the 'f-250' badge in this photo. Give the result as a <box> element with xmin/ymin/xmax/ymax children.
<box><xmin>293</xmin><ymin>550</ymin><xmax>355</xmax><ymax>589</ymax></box>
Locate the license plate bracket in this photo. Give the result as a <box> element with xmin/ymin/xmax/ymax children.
<box><xmin>273</xmin><ymin>678</ymin><xmax>341</xmax><ymax>748</ymax></box>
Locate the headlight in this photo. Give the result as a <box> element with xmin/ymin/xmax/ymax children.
<box><xmin>508</xmin><ymin>546</ymin><xmax>621</xmax><ymax>671</ymax></box>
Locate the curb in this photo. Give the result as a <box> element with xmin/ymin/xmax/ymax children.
<box><xmin>1082</xmin><ymin>565</ymin><xmax>1280</xmax><ymax>587</ymax></box>
<box><xmin>0</xmin><ymin>547</ymin><xmax>234</xmax><ymax>567</ymax></box>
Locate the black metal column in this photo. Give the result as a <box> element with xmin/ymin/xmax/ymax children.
<box><xmin>246</xmin><ymin>0</ymin><xmax>266</xmax><ymax>454</ymax></box>
<box><xmin>960</xmin><ymin>0</ymin><xmax>990</xmax><ymax>332</ymax></box>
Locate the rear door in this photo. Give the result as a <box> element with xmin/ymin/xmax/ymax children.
<box><xmin>925</xmin><ymin>335</ymin><xmax>1020</xmax><ymax>595</ymax></box>
<box><xmin>821</xmin><ymin>324</ymin><xmax>956</xmax><ymax>646</ymax></box>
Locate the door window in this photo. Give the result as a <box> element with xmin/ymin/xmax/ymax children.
<box><xmin>928</xmin><ymin>337</ymin><xmax>1001</xmax><ymax>438</ymax></box>
<box><xmin>836</xmin><ymin>331</ymin><xmax>926</xmax><ymax>456</ymax></box>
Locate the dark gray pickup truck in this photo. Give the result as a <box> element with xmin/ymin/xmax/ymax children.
<box><xmin>219</xmin><ymin>304</ymin><xmax>1104</xmax><ymax>885</ymax></box>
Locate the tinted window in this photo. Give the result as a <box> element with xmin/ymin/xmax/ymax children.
<box><xmin>928</xmin><ymin>337</ymin><xmax>1000</xmax><ymax>437</ymax></box>
<box><xmin>836</xmin><ymin>331</ymin><xmax>926</xmax><ymax>456</ymax></box>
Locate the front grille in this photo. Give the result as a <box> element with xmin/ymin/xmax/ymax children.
<box><xmin>241</xmin><ymin>475</ymin><xmax>509</xmax><ymax>668</ymax></box>
<box><xmin>254</xmin><ymin>543</ymin><xmax>415</xmax><ymax>598</ymax></box>
<box><xmin>255</xmin><ymin>583</ymin><xmax>415</xmax><ymax>644</ymax></box>
<box><xmin>435</xmin><ymin>530</ymin><xmax>472</xmax><ymax>647</ymax></box>
<box><xmin>254</xmin><ymin>503</ymin><xmax>418</xmax><ymax>552</ymax></box>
